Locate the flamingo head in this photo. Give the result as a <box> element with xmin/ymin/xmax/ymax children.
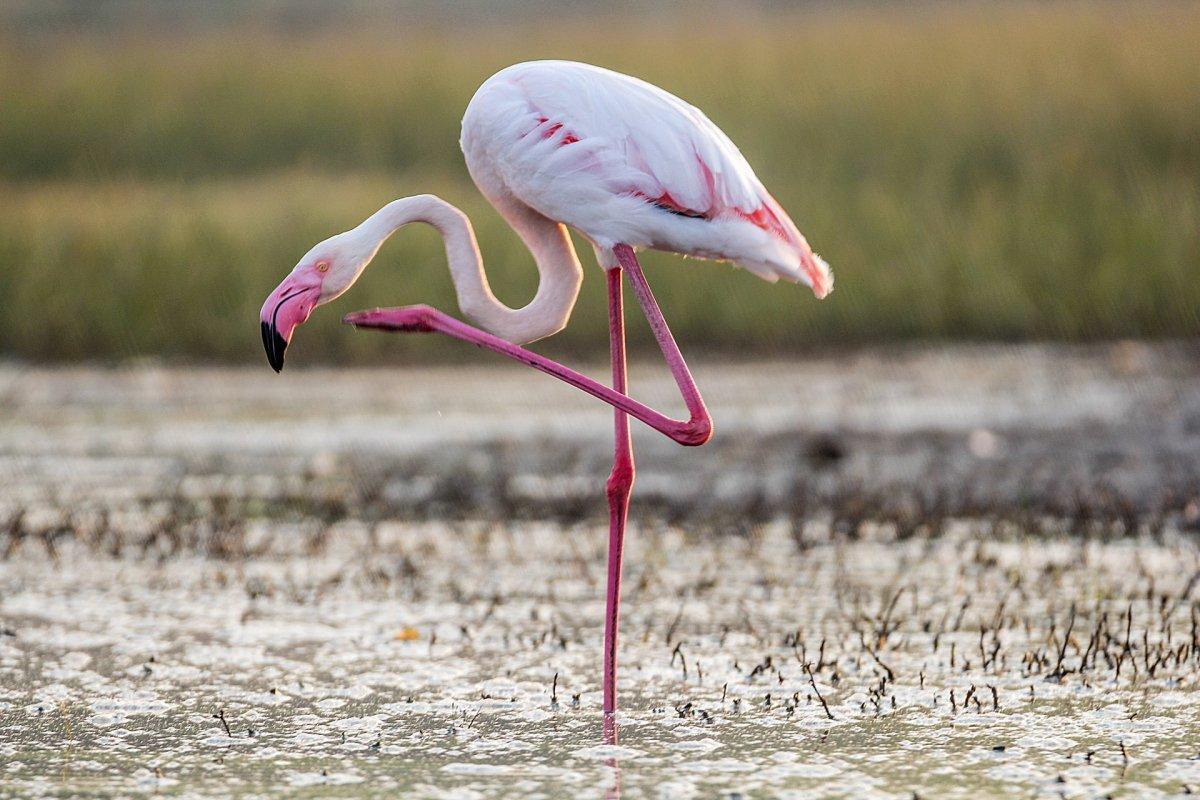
<box><xmin>260</xmin><ymin>232</ymin><xmax>372</xmax><ymax>372</ymax></box>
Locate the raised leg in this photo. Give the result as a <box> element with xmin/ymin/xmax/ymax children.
<box><xmin>610</xmin><ymin>244</ymin><xmax>708</xmax><ymax>435</ymax></box>
<box><xmin>344</xmin><ymin>245</ymin><xmax>712</xmax><ymax>447</ymax></box>
<box><xmin>603</xmin><ymin>265</ymin><xmax>634</xmax><ymax>720</ymax></box>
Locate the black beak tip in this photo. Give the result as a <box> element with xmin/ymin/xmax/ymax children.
<box><xmin>261</xmin><ymin>321</ymin><xmax>287</xmax><ymax>373</ymax></box>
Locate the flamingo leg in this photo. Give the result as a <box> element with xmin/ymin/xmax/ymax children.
<box><xmin>603</xmin><ymin>265</ymin><xmax>634</xmax><ymax>720</ymax></box>
<box><xmin>609</xmin><ymin>244</ymin><xmax>708</xmax><ymax>434</ymax></box>
<box><xmin>344</xmin><ymin>247</ymin><xmax>712</xmax><ymax>447</ymax></box>
<box><xmin>343</xmin><ymin>244</ymin><xmax>709</xmax><ymax>723</ymax></box>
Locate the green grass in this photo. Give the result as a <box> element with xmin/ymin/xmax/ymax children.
<box><xmin>1</xmin><ymin>2</ymin><xmax>1198</xmax><ymax>363</ymax></box>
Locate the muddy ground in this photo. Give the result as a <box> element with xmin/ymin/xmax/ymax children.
<box><xmin>1</xmin><ymin>343</ymin><xmax>1199</xmax><ymax>798</ymax></box>
<box><xmin>3</xmin><ymin>342</ymin><xmax>1199</xmax><ymax>540</ymax></box>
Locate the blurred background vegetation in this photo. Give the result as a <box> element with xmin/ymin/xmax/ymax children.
<box><xmin>1</xmin><ymin>1</ymin><xmax>1197</xmax><ymax>364</ymax></box>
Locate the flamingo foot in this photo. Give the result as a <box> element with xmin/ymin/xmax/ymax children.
<box><xmin>343</xmin><ymin>305</ymin><xmax>439</xmax><ymax>332</ymax></box>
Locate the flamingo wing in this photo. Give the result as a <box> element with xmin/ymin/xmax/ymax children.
<box><xmin>462</xmin><ymin>60</ymin><xmax>832</xmax><ymax>296</ymax></box>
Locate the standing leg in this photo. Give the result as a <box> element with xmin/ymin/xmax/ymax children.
<box><xmin>603</xmin><ymin>266</ymin><xmax>635</xmax><ymax>721</ymax></box>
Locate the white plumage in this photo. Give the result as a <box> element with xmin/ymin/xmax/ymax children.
<box><xmin>261</xmin><ymin>59</ymin><xmax>833</xmax><ymax>368</ymax></box>
<box><xmin>461</xmin><ymin>60</ymin><xmax>832</xmax><ymax>293</ymax></box>
<box><xmin>262</xmin><ymin>61</ymin><xmax>834</xmax><ymax>715</ymax></box>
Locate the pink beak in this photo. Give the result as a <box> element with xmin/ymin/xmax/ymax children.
<box><xmin>260</xmin><ymin>273</ymin><xmax>321</xmax><ymax>372</ymax></box>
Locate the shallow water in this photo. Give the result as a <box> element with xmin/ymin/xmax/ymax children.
<box><xmin>1</xmin><ymin>347</ymin><xmax>1198</xmax><ymax>797</ymax></box>
<box><xmin>2</xmin><ymin>344</ymin><xmax>1198</xmax><ymax>534</ymax></box>
<box><xmin>4</xmin><ymin>524</ymin><xmax>1200</xmax><ymax>798</ymax></box>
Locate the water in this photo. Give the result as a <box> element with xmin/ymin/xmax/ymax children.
<box><xmin>4</xmin><ymin>525</ymin><xmax>1200</xmax><ymax>798</ymax></box>
<box><xmin>1</xmin><ymin>345</ymin><xmax>1199</xmax><ymax>797</ymax></box>
<box><xmin>2</xmin><ymin>343</ymin><xmax>1197</xmax><ymax>530</ymax></box>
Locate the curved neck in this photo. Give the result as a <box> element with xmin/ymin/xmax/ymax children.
<box><xmin>353</xmin><ymin>194</ymin><xmax>582</xmax><ymax>344</ymax></box>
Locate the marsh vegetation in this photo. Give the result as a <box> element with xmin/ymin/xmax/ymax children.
<box><xmin>1</xmin><ymin>3</ymin><xmax>1198</xmax><ymax>362</ymax></box>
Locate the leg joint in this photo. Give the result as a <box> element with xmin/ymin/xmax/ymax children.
<box><xmin>672</xmin><ymin>413</ymin><xmax>713</xmax><ymax>447</ymax></box>
<box><xmin>606</xmin><ymin>461</ymin><xmax>635</xmax><ymax>497</ymax></box>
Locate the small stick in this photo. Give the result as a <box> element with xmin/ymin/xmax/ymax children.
<box><xmin>804</xmin><ymin>663</ymin><xmax>834</xmax><ymax>720</ymax></box>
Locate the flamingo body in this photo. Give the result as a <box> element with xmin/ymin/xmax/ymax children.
<box><xmin>461</xmin><ymin>61</ymin><xmax>832</xmax><ymax>293</ymax></box>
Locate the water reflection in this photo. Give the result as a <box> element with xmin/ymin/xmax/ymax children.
<box><xmin>604</xmin><ymin>715</ymin><xmax>621</xmax><ymax>799</ymax></box>
<box><xmin>602</xmin><ymin>714</ymin><xmax>619</xmax><ymax>746</ymax></box>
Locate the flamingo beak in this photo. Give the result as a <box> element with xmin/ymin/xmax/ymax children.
<box><xmin>260</xmin><ymin>275</ymin><xmax>321</xmax><ymax>373</ymax></box>
<box><xmin>261</xmin><ymin>321</ymin><xmax>289</xmax><ymax>373</ymax></box>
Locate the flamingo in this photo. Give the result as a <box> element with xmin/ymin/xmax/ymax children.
<box><xmin>260</xmin><ymin>60</ymin><xmax>832</xmax><ymax>723</ymax></box>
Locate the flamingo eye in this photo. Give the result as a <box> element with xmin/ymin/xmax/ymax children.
<box><xmin>316</xmin><ymin>261</ymin><xmax>330</xmax><ymax>273</ymax></box>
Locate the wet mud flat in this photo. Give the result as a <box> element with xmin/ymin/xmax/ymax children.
<box><xmin>1</xmin><ymin>343</ymin><xmax>1200</xmax><ymax>797</ymax></box>
<box><xmin>1</xmin><ymin>342</ymin><xmax>1198</xmax><ymax>545</ymax></box>
<box><xmin>4</xmin><ymin>526</ymin><xmax>1200</xmax><ymax>798</ymax></box>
